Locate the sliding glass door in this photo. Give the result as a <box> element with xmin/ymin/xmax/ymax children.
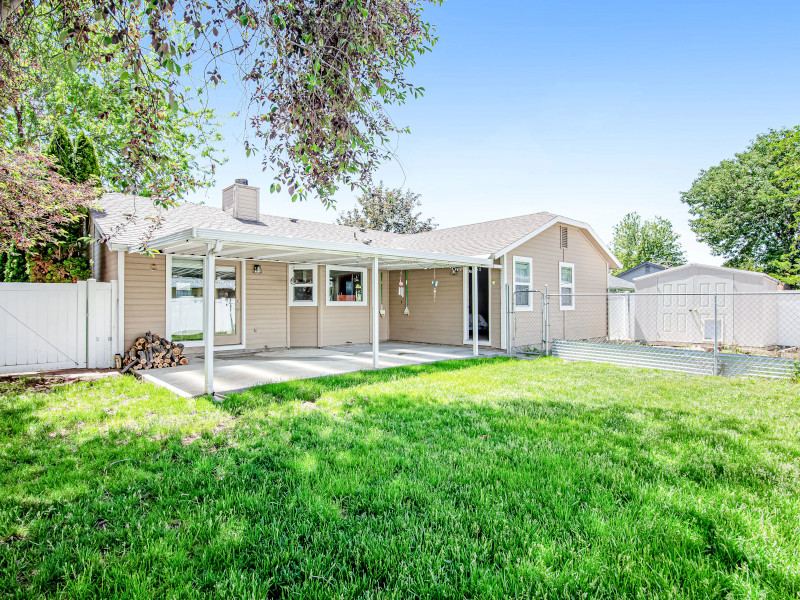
<box><xmin>169</xmin><ymin>258</ymin><xmax>242</xmax><ymax>345</ymax></box>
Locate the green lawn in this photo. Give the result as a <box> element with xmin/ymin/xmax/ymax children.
<box><xmin>1</xmin><ymin>358</ymin><xmax>799</xmax><ymax>599</ymax></box>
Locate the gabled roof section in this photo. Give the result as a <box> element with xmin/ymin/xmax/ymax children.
<box><xmin>633</xmin><ymin>263</ymin><xmax>781</xmax><ymax>284</ymax></box>
<box><xmin>91</xmin><ymin>193</ymin><xmax>619</xmax><ymax>267</ymax></box>
<box><xmin>616</xmin><ymin>261</ymin><xmax>666</xmax><ymax>278</ymax></box>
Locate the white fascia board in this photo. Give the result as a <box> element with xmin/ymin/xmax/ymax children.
<box><xmin>138</xmin><ymin>227</ymin><xmax>495</xmax><ymax>268</ymax></box>
<box><xmin>492</xmin><ymin>216</ymin><xmax>622</xmax><ymax>269</ymax></box>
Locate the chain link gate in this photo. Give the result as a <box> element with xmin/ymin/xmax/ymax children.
<box><xmin>507</xmin><ymin>285</ymin><xmax>547</xmax><ymax>357</ymax></box>
<box><xmin>508</xmin><ymin>288</ymin><xmax>800</xmax><ymax>380</ymax></box>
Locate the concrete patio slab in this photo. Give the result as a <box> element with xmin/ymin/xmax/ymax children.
<box><xmin>137</xmin><ymin>343</ymin><xmax>501</xmax><ymax>397</ymax></box>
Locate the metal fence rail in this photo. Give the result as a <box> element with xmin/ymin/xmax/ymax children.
<box><xmin>510</xmin><ymin>290</ymin><xmax>800</xmax><ymax>380</ymax></box>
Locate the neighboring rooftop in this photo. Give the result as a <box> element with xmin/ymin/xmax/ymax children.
<box><xmin>615</xmin><ymin>261</ymin><xmax>667</xmax><ymax>282</ymax></box>
<box><xmin>608</xmin><ymin>273</ymin><xmax>635</xmax><ymax>290</ymax></box>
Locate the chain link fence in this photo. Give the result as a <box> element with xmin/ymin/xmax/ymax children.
<box><xmin>509</xmin><ymin>288</ymin><xmax>800</xmax><ymax>379</ymax></box>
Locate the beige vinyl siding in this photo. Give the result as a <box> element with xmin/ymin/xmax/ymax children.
<box><xmin>97</xmin><ymin>244</ymin><xmax>117</xmax><ymax>283</ymax></box>
<box><xmin>505</xmin><ymin>224</ymin><xmax>608</xmax><ymax>341</ymax></box>
<box><xmin>123</xmin><ymin>253</ymin><xmax>166</xmax><ymax>349</ymax></box>
<box><xmin>290</xmin><ymin>306</ymin><xmax>318</xmax><ymax>347</ymax></box>
<box><xmin>388</xmin><ymin>269</ymin><xmax>464</xmax><ymax>346</ymax></box>
<box><xmin>491</xmin><ymin>269</ymin><xmax>501</xmax><ymax>348</ymax></box>
<box><xmin>324</xmin><ymin>304</ymin><xmax>369</xmax><ymax>345</ymax></box>
<box><xmin>245</xmin><ymin>261</ymin><xmax>287</xmax><ymax>350</ymax></box>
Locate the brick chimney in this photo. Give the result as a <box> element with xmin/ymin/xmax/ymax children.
<box><xmin>222</xmin><ymin>180</ymin><xmax>260</xmax><ymax>221</ymax></box>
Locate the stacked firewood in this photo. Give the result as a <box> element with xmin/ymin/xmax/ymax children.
<box><xmin>121</xmin><ymin>332</ymin><xmax>188</xmax><ymax>373</ymax></box>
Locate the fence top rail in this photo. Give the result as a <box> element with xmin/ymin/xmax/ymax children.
<box><xmin>533</xmin><ymin>291</ymin><xmax>800</xmax><ymax>297</ymax></box>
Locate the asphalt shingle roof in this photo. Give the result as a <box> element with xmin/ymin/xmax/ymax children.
<box><xmin>92</xmin><ymin>193</ymin><xmax>561</xmax><ymax>259</ymax></box>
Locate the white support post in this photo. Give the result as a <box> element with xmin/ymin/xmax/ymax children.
<box><xmin>203</xmin><ymin>244</ymin><xmax>219</xmax><ymax>395</ymax></box>
<box><xmin>372</xmin><ymin>256</ymin><xmax>380</xmax><ymax>369</ymax></box>
<box><xmin>472</xmin><ymin>265</ymin><xmax>479</xmax><ymax>357</ymax></box>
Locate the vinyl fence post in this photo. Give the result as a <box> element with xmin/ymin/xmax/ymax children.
<box><xmin>713</xmin><ymin>292</ymin><xmax>719</xmax><ymax>376</ymax></box>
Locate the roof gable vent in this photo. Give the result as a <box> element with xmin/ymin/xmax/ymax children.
<box><xmin>560</xmin><ymin>226</ymin><xmax>568</xmax><ymax>249</ymax></box>
<box><xmin>222</xmin><ymin>181</ymin><xmax>260</xmax><ymax>221</ymax></box>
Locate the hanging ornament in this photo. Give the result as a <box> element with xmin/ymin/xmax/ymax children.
<box><xmin>432</xmin><ymin>267</ymin><xmax>438</xmax><ymax>302</ymax></box>
<box><xmin>398</xmin><ymin>273</ymin><xmax>404</xmax><ymax>297</ymax></box>
<box><xmin>403</xmin><ymin>270</ymin><xmax>410</xmax><ymax>315</ymax></box>
<box><xmin>380</xmin><ymin>273</ymin><xmax>385</xmax><ymax>317</ymax></box>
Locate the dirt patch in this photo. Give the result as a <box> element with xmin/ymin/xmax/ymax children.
<box><xmin>181</xmin><ymin>433</ymin><xmax>202</xmax><ymax>446</ymax></box>
<box><xmin>0</xmin><ymin>369</ymin><xmax>119</xmax><ymax>394</ymax></box>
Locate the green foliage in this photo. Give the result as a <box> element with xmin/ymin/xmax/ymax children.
<box><xmin>27</xmin><ymin>128</ymin><xmax>93</xmax><ymax>282</ymax></box>
<box><xmin>2</xmin><ymin>0</ymin><xmax>438</xmax><ymax>205</ymax></box>
<box><xmin>1</xmin><ymin>360</ymin><xmax>799</xmax><ymax>597</ymax></box>
<box><xmin>44</xmin><ymin>124</ymin><xmax>74</xmax><ymax>181</ymax></box>
<box><xmin>72</xmin><ymin>132</ymin><xmax>101</xmax><ymax>184</ymax></box>
<box><xmin>336</xmin><ymin>182</ymin><xmax>437</xmax><ymax>233</ymax></box>
<box><xmin>0</xmin><ymin>252</ymin><xmax>6</xmax><ymax>282</ymax></box>
<box><xmin>611</xmin><ymin>212</ymin><xmax>686</xmax><ymax>273</ymax></box>
<box><xmin>3</xmin><ymin>251</ymin><xmax>29</xmax><ymax>282</ymax></box>
<box><xmin>2</xmin><ymin>16</ymin><xmax>223</xmax><ymax>200</ymax></box>
<box><xmin>681</xmin><ymin>127</ymin><xmax>800</xmax><ymax>281</ymax></box>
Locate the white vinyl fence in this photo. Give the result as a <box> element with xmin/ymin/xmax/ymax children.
<box><xmin>0</xmin><ymin>279</ymin><xmax>118</xmax><ymax>374</ymax></box>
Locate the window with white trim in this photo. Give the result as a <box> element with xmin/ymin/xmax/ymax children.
<box><xmin>326</xmin><ymin>266</ymin><xmax>367</xmax><ymax>305</ymax></box>
<box><xmin>559</xmin><ymin>262</ymin><xmax>575</xmax><ymax>310</ymax></box>
<box><xmin>513</xmin><ymin>256</ymin><xmax>533</xmax><ymax>311</ymax></box>
<box><xmin>289</xmin><ymin>264</ymin><xmax>317</xmax><ymax>306</ymax></box>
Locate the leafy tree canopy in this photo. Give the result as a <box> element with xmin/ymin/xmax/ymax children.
<box><xmin>611</xmin><ymin>212</ymin><xmax>686</xmax><ymax>274</ymax></box>
<box><xmin>1</xmin><ymin>0</ymin><xmax>441</xmax><ymax>206</ymax></box>
<box><xmin>0</xmin><ymin>147</ymin><xmax>96</xmax><ymax>253</ymax></box>
<box><xmin>2</xmin><ymin>13</ymin><xmax>223</xmax><ymax>200</ymax></box>
<box><xmin>681</xmin><ymin>127</ymin><xmax>800</xmax><ymax>281</ymax></box>
<box><xmin>336</xmin><ymin>183</ymin><xmax>436</xmax><ymax>234</ymax></box>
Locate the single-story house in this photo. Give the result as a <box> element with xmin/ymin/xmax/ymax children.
<box><xmin>630</xmin><ymin>263</ymin><xmax>790</xmax><ymax>348</ymax></box>
<box><xmin>90</xmin><ymin>181</ymin><xmax>620</xmax><ymax>392</ymax></box>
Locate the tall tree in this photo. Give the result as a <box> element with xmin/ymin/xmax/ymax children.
<box><xmin>681</xmin><ymin>127</ymin><xmax>800</xmax><ymax>279</ymax></box>
<box><xmin>73</xmin><ymin>131</ymin><xmax>101</xmax><ymax>184</ymax></box>
<box><xmin>336</xmin><ymin>184</ymin><xmax>437</xmax><ymax>234</ymax></box>
<box><xmin>611</xmin><ymin>212</ymin><xmax>686</xmax><ymax>273</ymax></box>
<box><xmin>45</xmin><ymin>124</ymin><xmax>74</xmax><ymax>181</ymax></box>
<box><xmin>1</xmin><ymin>0</ymin><xmax>441</xmax><ymax>206</ymax></box>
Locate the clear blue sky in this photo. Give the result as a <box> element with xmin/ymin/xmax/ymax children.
<box><xmin>187</xmin><ymin>0</ymin><xmax>800</xmax><ymax>265</ymax></box>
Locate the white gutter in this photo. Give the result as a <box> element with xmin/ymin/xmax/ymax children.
<box><xmin>136</xmin><ymin>227</ymin><xmax>495</xmax><ymax>268</ymax></box>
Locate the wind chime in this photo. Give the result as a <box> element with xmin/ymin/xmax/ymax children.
<box><xmin>379</xmin><ymin>273</ymin><xmax>385</xmax><ymax>317</ymax></box>
<box><xmin>432</xmin><ymin>267</ymin><xmax>438</xmax><ymax>302</ymax></box>
<box><xmin>399</xmin><ymin>270</ymin><xmax>409</xmax><ymax>315</ymax></box>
